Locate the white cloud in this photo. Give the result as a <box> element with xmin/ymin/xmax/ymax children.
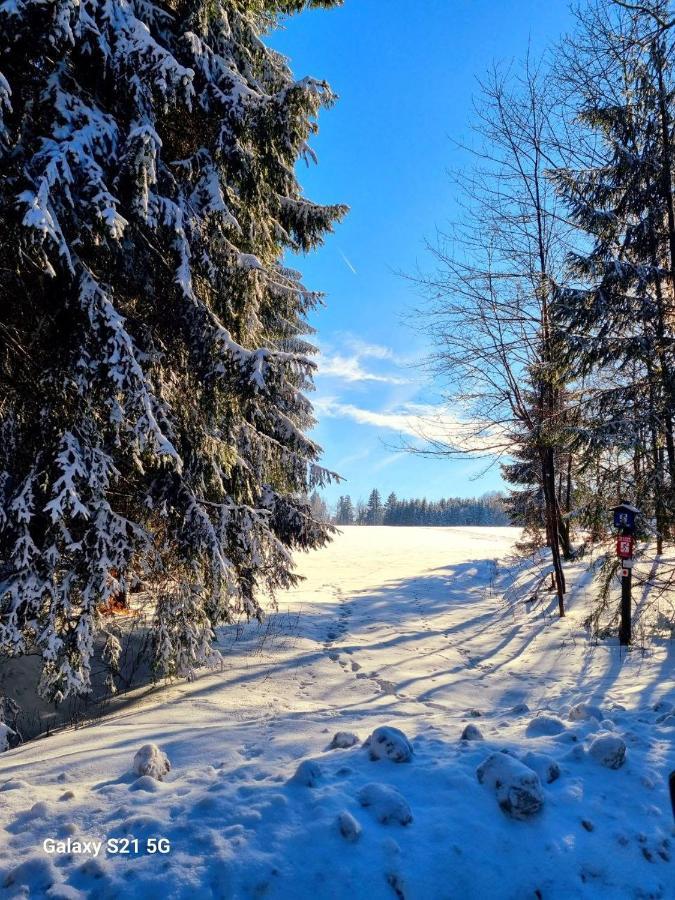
<box><xmin>316</xmin><ymin>333</ymin><xmax>411</xmax><ymax>385</ymax></box>
<box><xmin>317</xmin><ymin>353</ymin><xmax>409</xmax><ymax>385</ymax></box>
<box><xmin>314</xmin><ymin>397</ymin><xmax>503</xmax><ymax>453</ymax></box>
<box><xmin>343</xmin><ymin>336</ymin><xmax>395</xmax><ymax>360</ymax></box>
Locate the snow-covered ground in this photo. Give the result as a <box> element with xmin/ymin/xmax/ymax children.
<box><xmin>1</xmin><ymin>526</ymin><xmax>674</xmax><ymax>899</ymax></box>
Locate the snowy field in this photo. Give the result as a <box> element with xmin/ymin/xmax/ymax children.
<box><xmin>1</xmin><ymin>526</ymin><xmax>674</xmax><ymax>899</ymax></box>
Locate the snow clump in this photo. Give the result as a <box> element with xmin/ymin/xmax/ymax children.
<box><xmin>338</xmin><ymin>810</ymin><xmax>362</xmax><ymax>841</ymax></box>
<box><xmin>569</xmin><ymin>703</ymin><xmax>603</xmax><ymax>722</ymax></box>
<box><xmin>367</xmin><ymin>726</ymin><xmax>413</xmax><ymax>762</ymax></box>
<box><xmin>330</xmin><ymin>731</ymin><xmax>360</xmax><ymax>749</ymax></box>
<box><xmin>289</xmin><ymin>759</ymin><xmax>322</xmax><ymax>787</ymax></box>
<box><xmin>477</xmin><ymin>752</ymin><xmax>545</xmax><ymax>820</ymax></box>
<box><xmin>461</xmin><ymin>724</ymin><xmax>484</xmax><ymax>741</ymax></box>
<box><xmin>358</xmin><ymin>783</ymin><xmax>413</xmax><ymax>825</ymax></box>
<box><xmin>588</xmin><ymin>734</ymin><xmax>626</xmax><ymax>769</ymax></box>
<box><xmin>525</xmin><ymin>715</ymin><xmax>566</xmax><ymax>737</ymax></box>
<box><xmin>521</xmin><ymin>751</ymin><xmax>560</xmax><ymax>784</ymax></box>
<box><xmin>132</xmin><ymin>744</ymin><xmax>171</xmax><ymax>781</ymax></box>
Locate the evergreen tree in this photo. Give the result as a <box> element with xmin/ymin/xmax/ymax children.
<box><xmin>335</xmin><ymin>495</ymin><xmax>354</xmax><ymax>525</ymax></box>
<box><xmin>383</xmin><ymin>491</ymin><xmax>397</xmax><ymax>524</ymax></box>
<box><xmin>0</xmin><ymin>0</ymin><xmax>346</xmax><ymax>700</ymax></box>
<box><xmin>554</xmin><ymin>0</ymin><xmax>675</xmax><ymax>553</ymax></box>
<box><xmin>366</xmin><ymin>488</ymin><xmax>384</xmax><ymax>525</ymax></box>
<box><xmin>357</xmin><ymin>490</ymin><xmax>509</xmax><ymax>526</ymax></box>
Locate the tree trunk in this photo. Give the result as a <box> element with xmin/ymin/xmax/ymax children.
<box><xmin>542</xmin><ymin>449</ymin><xmax>566</xmax><ymax>615</ymax></box>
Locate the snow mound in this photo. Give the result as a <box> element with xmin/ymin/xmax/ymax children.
<box><xmin>289</xmin><ymin>759</ymin><xmax>322</xmax><ymax>787</ymax></box>
<box><xmin>130</xmin><ymin>775</ymin><xmax>163</xmax><ymax>793</ymax></box>
<box><xmin>27</xmin><ymin>800</ymin><xmax>51</xmax><ymax>818</ymax></box>
<box><xmin>358</xmin><ymin>783</ymin><xmax>413</xmax><ymax>825</ymax></box>
<box><xmin>0</xmin><ymin>779</ymin><xmax>29</xmax><ymax>792</ymax></box>
<box><xmin>330</xmin><ymin>731</ymin><xmax>360</xmax><ymax>750</ymax></box>
<box><xmin>337</xmin><ymin>810</ymin><xmax>362</xmax><ymax>841</ymax></box>
<box><xmin>3</xmin><ymin>856</ymin><xmax>59</xmax><ymax>892</ymax></box>
<box><xmin>588</xmin><ymin>733</ymin><xmax>626</xmax><ymax>769</ymax></box>
<box><xmin>568</xmin><ymin>702</ymin><xmax>603</xmax><ymax>722</ymax></box>
<box><xmin>132</xmin><ymin>744</ymin><xmax>170</xmax><ymax>781</ymax></box>
<box><xmin>477</xmin><ymin>752</ymin><xmax>544</xmax><ymax>820</ymax></box>
<box><xmin>521</xmin><ymin>751</ymin><xmax>560</xmax><ymax>784</ymax></box>
<box><xmin>525</xmin><ymin>714</ymin><xmax>566</xmax><ymax>737</ymax></box>
<box><xmin>460</xmin><ymin>724</ymin><xmax>484</xmax><ymax>741</ymax></box>
<box><xmin>367</xmin><ymin>726</ymin><xmax>413</xmax><ymax>762</ymax></box>
<box><xmin>510</xmin><ymin>703</ymin><xmax>530</xmax><ymax>716</ymax></box>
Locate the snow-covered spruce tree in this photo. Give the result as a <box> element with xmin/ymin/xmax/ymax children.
<box><xmin>0</xmin><ymin>0</ymin><xmax>346</xmax><ymax>701</ymax></box>
<box><xmin>553</xmin><ymin>0</ymin><xmax>675</xmax><ymax>553</ymax></box>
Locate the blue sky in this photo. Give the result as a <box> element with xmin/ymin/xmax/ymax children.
<box><xmin>270</xmin><ymin>1</ymin><xmax>574</xmax><ymax>508</ymax></box>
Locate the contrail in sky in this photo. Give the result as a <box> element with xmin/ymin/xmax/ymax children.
<box><xmin>339</xmin><ymin>250</ymin><xmax>357</xmax><ymax>275</ymax></box>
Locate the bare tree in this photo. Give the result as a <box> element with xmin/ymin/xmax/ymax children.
<box><xmin>412</xmin><ymin>58</ymin><xmax>575</xmax><ymax>615</ymax></box>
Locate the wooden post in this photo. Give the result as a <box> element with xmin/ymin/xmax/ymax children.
<box><xmin>611</xmin><ymin>502</ymin><xmax>639</xmax><ymax>648</ymax></box>
<box><xmin>619</xmin><ymin>564</ymin><xmax>632</xmax><ymax>646</ymax></box>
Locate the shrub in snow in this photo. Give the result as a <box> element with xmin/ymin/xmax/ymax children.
<box><xmin>525</xmin><ymin>715</ymin><xmax>566</xmax><ymax>737</ymax></box>
<box><xmin>469</xmin><ymin>709</ymin><xmax>482</xmax><ymax>718</ymax></box>
<box><xmin>652</xmin><ymin>700</ymin><xmax>673</xmax><ymax>715</ymax></box>
<box><xmin>476</xmin><ymin>752</ymin><xmax>544</xmax><ymax>820</ymax></box>
<box><xmin>330</xmin><ymin>732</ymin><xmax>360</xmax><ymax>750</ymax></box>
<box><xmin>521</xmin><ymin>751</ymin><xmax>560</xmax><ymax>784</ymax></box>
<box><xmin>289</xmin><ymin>760</ymin><xmax>322</xmax><ymax>787</ymax></box>
<box><xmin>338</xmin><ymin>810</ymin><xmax>362</xmax><ymax>842</ymax></box>
<box><xmin>358</xmin><ymin>783</ymin><xmax>413</xmax><ymax>825</ymax></box>
<box><xmin>461</xmin><ymin>724</ymin><xmax>484</xmax><ymax>741</ymax></box>
<box><xmin>588</xmin><ymin>734</ymin><xmax>626</xmax><ymax>769</ymax></box>
<box><xmin>568</xmin><ymin>703</ymin><xmax>603</xmax><ymax>722</ymax></box>
<box><xmin>0</xmin><ymin>722</ymin><xmax>15</xmax><ymax>752</ymax></box>
<box><xmin>510</xmin><ymin>703</ymin><xmax>530</xmax><ymax>716</ymax></box>
<box><xmin>367</xmin><ymin>726</ymin><xmax>413</xmax><ymax>763</ymax></box>
<box><xmin>132</xmin><ymin>744</ymin><xmax>170</xmax><ymax>781</ymax></box>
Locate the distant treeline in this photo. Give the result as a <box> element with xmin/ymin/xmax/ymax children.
<box><xmin>327</xmin><ymin>490</ymin><xmax>510</xmax><ymax>526</ymax></box>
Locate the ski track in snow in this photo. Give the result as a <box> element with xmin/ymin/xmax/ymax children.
<box><xmin>0</xmin><ymin>526</ymin><xmax>674</xmax><ymax>899</ymax></box>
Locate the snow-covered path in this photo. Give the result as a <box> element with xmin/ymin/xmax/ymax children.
<box><xmin>1</xmin><ymin>527</ymin><xmax>674</xmax><ymax>899</ymax></box>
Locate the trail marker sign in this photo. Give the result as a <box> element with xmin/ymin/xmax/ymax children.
<box><xmin>616</xmin><ymin>535</ymin><xmax>634</xmax><ymax>559</ymax></box>
<box><xmin>612</xmin><ymin>502</ymin><xmax>638</xmax><ymax>531</ymax></box>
